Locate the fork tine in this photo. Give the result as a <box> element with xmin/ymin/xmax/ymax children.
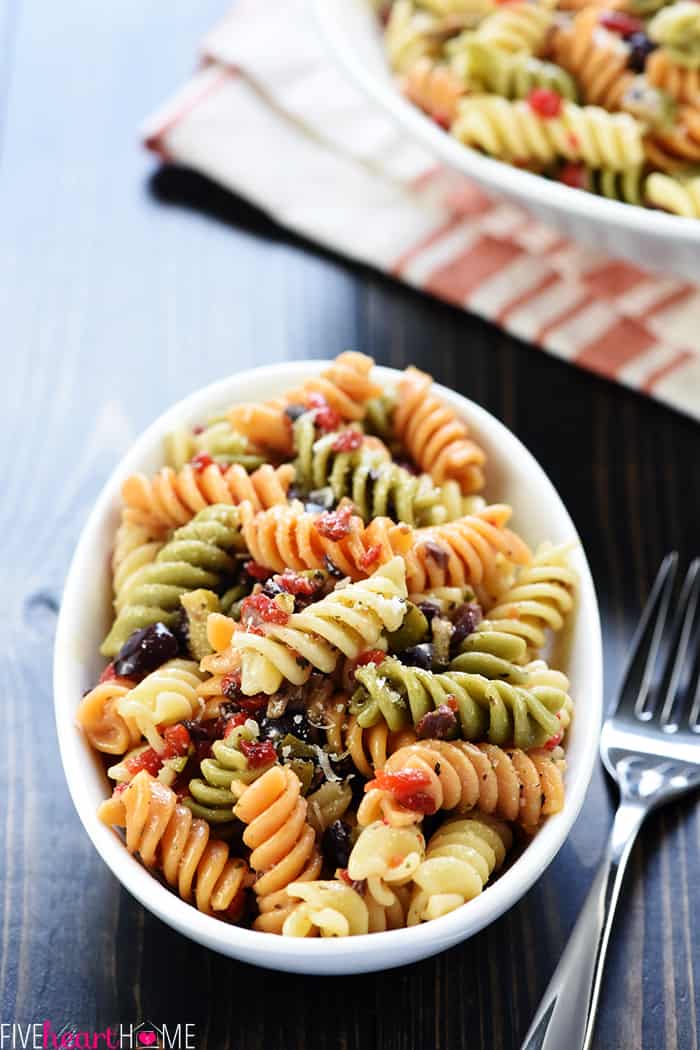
<box><xmin>611</xmin><ymin>552</ymin><xmax>678</xmax><ymax>717</ymax></box>
<box><xmin>656</xmin><ymin>558</ymin><xmax>700</xmax><ymax>730</ymax></box>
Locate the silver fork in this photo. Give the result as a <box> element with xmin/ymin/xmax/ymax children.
<box><xmin>522</xmin><ymin>553</ymin><xmax>700</xmax><ymax>1050</ymax></box>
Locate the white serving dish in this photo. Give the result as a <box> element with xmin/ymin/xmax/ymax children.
<box><xmin>54</xmin><ymin>361</ymin><xmax>602</xmax><ymax>974</ymax></box>
<box><xmin>312</xmin><ymin>0</ymin><xmax>700</xmax><ymax>281</ymax></box>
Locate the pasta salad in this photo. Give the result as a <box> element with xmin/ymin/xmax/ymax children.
<box><xmin>379</xmin><ymin>0</ymin><xmax>700</xmax><ymax>218</ymax></box>
<box><xmin>79</xmin><ymin>352</ymin><xmax>577</xmax><ymax>937</ymax></box>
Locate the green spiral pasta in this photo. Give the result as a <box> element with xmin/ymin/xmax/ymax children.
<box><xmin>292</xmin><ymin>412</ymin><xmax>476</xmax><ymax>526</ymax></box>
<box><xmin>588</xmin><ymin>167</ymin><xmax>645</xmax><ymax>205</ymax></box>
<box><xmin>646</xmin><ymin>171</ymin><xmax>700</xmax><ymax>215</ymax></box>
<box><xmin>452</xmin><ymin>97</ymin><xmax>644</xmax><ymax>170</ymax></box>
<box><xmin>649</xmin><ymin>2</ymin><xmax>700</xmax><ymax>69</ymax></box>
<box><xmin>449</xmin><ymin>38</ymin><xmax>578</xmax><ymax>100</ymax></box>
<box><xmin>165</xmin><ymin>418</ymin><xmax>265</xmax><ymax>471</ymax></box>
<box><xmin>185</xmin><ymin>720</ymin><xmax>270</xmax><ymax>824</ymax></box>
<box><xmin>362</xmin><ymin>394</ymin><xmax>397</xmax><ymax>446</ymax></box>
<box><xmin>351</xmin><ymin>655</ymin><xmax>567</xmax><ymax>748</ymax></box>
<box><xmin>101</xmin><ymin>504</ymin><xmax>244</xmax><ymax>656</ymax></box>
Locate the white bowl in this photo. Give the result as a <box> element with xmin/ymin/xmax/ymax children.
<box><xmin>54</xmin><ymin>360</ymin><xmax>602</xmax><ymax>974</ymax></box>
<box><xmin>312</xmin><ymin>0</ymin><xmax>700</xmax><ymax>281</ymax></box>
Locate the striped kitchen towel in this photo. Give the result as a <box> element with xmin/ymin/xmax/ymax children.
<box><xmin>143</xmin><ymin>0</ymin><xmax>700</xmax><ymax>420</ymax></box>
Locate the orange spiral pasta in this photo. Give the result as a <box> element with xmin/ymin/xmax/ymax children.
<box><xmin>76</xmin><ymin>677</ymin><xmax>141</xmax><ymax>755</ymax></box>
<box><xmin>401</xmin><ymin>504</ymin><xmax>531</xmax><ymax>599</ymax></box>
<box><xmin>393</xmin><ymin>367</ymin><xmax>486</xmax><ymax>493</ymax></box>
<box><xmin>552</xmin><ymin>9</ymin><xmax>635</xmax><ymax>111</ymax></box>
<box><xmin>121</xmin><ymin>462</ymin><xmax>295</xmax><ymax>529</ymax></box>
<box><xmin>228</xmin><ymin>352</ymin><xmax>382</xmax><ymax>455</ymax></box>
<box><xmin>645</xmin><ymin>106</ymin><xmax>700</xmax><ymax>170</ymax></box>
<box><xmin>647</xmin><ymin>49</ymin><xmax>700</xmax><ymax>105</ymax></box>
<box><xmin>239</xmin><ymin>499</ymin><xmax>373</xmax><ymax>579</ymax></box>
<box><xmin>99</xmin><ymin>772</ymin><xmax>250</xmax><ymax>914</ymax></box>
<box><xmin>233</xmin><ymin>765</ymin><xmax>322</xmax><ymax>933</ymax></box>
<box><xmin>402</xmin><ymin>57</ymin><xmax>466</xmax><ymax>125</ymax></box>
<box><xmin>358</xmin><ymin>739</ymin><xmax>565</xmax><ymax>833</ymax></box>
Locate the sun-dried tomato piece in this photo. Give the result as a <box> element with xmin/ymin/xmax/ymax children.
<box><xmin>240</xmin><ymin>593</ymin><xmax>290</xmax><ymax>627</ymax></box>
<box><xmin>598</xmin><ymin>10</ymin><xmax>643</xmax><ymax>36</ymax></box>
<box><xmin>190</xmin><ymin>452</ymin><xmax>215</xmax><ymax>472</ymax></box>
<box><xmin>368</xmin><ymin>769</ymin><xmax>434</xmax><ymax>813</ymax></box>
<box><xmin>240</xmin><ymin>739</ymin><xmax>277</xmax><ymax>768</ymax></box>
<box><xmin>125</xmin><ymin>748</ymin><xmax>162</xmax><ymax>777</ymax></box>
<box><xmin>276</xmin><ymin>570</ymin><xmax>325</xmax><ymax>597</ymax></box>
<box><xmin>244</xmin><ymin>561</ymin><xmax>273</xmax><ymax>580</ymax></box>
<box><xmin>162</xmin><ymin>724</ymin><xmax>191</xmax><ymax>758</ymax></box>
<box><xmin>359</xmin><ymin>544</ymin><xmax>382</xmax><ymax>571</ymax></box>
<box><xmin>307</xmin><ymin>393</ymin><xmax>341</xmax><ymax>432</ymax></box>
<box><xmin>316</xmin><ymin>504</ymin><xmax>354</xmax><ymax>541</ymax></box>
<box><xmin>331</xmin><ymin>429</ymin><xmax>363</xmax><ymax>453</ymax></box>
<box><xmin>527</xmin><ymin>88</ymin><xmax>563</xmax><ymax>118</ymax></box>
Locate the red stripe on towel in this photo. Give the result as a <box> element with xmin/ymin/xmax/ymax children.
<box><xmin>424</xmin><ymin>236</ymin><xmax>523</xmax><ymax>304</ymax></box>
<box><xmin>575</xmin><ymin>318</ymin><xmax>656</xmax><ymax>376</ymax></box>
<box><xmin>582</xmin><ymin>261</ymin><xmax>649</xmax><ymax>298</ymax></box>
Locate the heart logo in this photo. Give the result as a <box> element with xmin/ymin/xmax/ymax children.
<box><xmin>138</xmin><ymin>1034</ymin><xmax>157</xmax><ymax>1047</ymax></box>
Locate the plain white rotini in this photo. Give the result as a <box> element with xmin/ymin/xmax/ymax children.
<box><xmin>452</xmin><ymin>96</ymin><xmax>644</xmax><ymax>169</ymax></box>
<box><xmin>116</xmin><ymin>659</ymin><xmax>205</xmax><ymax>750</ymax></box>
<box><xmin>408</xmin><ymin>816</ymin><xmax>512</xmax><ymax>923</ymax></box>
<box><xmin>231</xmin><ymin>556</ymin><xmax>408</xmax><ymax>695</ymax></box>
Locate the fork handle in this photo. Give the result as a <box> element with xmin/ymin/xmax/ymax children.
<box><xmin>521</xmin><ymin>800</ymin><xmax>648</xmax><ymax>1050</ymax></box>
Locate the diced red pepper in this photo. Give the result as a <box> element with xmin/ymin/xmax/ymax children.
<box><xmin>161</xmin><ymin>723</ymin><xmax>191</xmax><ymax>758</ymax></box>
<box><xmin>306</xmin><ymin>393</ymin><xmax>341</xmax><ymax>432</ymax></box>
<box><xmin>544</xmin><ymin>731</ymin><xmax>563</xmax><ymax>751</ymax></box>
<box><xmin>559</xmin><ymin>162</ymin><xmax>588</xmax><ymax>189</ymax></box>
<box><xmin>240</xmin><ymin>593</ymin><xmax>290</xmax><ymax>627</ymax></box>
<box><xmin>245</xmin><ymin>560</ymin><xmax>273</xmax><ymax>580</ymax></box>
<box><xmin>337</xmin><ymin>868</ymin><xmax>353</xmax><ymax>886</ymax></box>
<box><xmin>445</xmin><ymin>696</ymin><xmax>459</xmax><ymax>712</ymax></box>
<box><xmin>367</xmin><ymin>768</ymin><xmax>435</xmax><ymax>815</ymax></box>
<box><xmin>99</xmin><ymin>662</ymin><xmax>117</xmax><ymax>683</ymax></box>
<box><xmin>598</xmin><ymin>10</ymin><xmax>643</xmax><ymax>35</ymax></box>
<box><xmin>190</xmin><ymin>452</ymin><xmax>215</xmax><ymax>472</ymax></box>
<box><xmin>527</xmin><ymin>88</ymin><xmax>563</xmax><ymax>118</ymax></box>
<box><xmin>331</xmin><ymin>428</ymin><xmax>363</xmax><ymax>453</ymax></box>
<box><xmin>113</xmin><ymin>782</ymin><xmax>129</xmax><ymax>796</ymax></box>
<box><xmin>359</xmin><ymin>544</ymin><xmax>382</xmax><ymax>571</ymax></box>
<box><xmin>315</xmin><ymin>504</ymin><xmax>354</xmax><ymax>541</ymax></box>
<box><xmin>125</xmin><ymin>747</ymin><xmax>162</xmax><ymax>777</ymax></box>
<box><xmin>240</xmin><ymin>739</ymin><xmax>277</xmax><ymax>769</ymax></box>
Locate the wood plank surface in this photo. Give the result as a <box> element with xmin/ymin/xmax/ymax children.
<box><xmin>0</xmin><ymin>1</ymin><xmax>698</xmax><ymax>1047</ymax></box>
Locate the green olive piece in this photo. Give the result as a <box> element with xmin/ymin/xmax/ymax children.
<box><xmin>180</xmin><ymin>589</ymin><xmax>221</xmax><ymax>661</ymax></box>
<box><xmin>386</xmin><ymin>602</ymin><xmax>429</xmax><ymax>653</ymax></box>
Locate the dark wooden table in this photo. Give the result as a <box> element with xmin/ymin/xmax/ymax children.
<box><xmin>1</xmin><ymin>1</ymin><xmax>698</xmax><ymax>1047</ymax></box>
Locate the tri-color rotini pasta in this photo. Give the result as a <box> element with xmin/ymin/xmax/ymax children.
<box><xmin>82</xmin><ymin>352</ymin><xmax>578</xmax><ymax>937</ymax></box>
<box><xmin>380</xmin><ymin>0</ymin><xmax>700</xmax><ymax>218</ymax></box>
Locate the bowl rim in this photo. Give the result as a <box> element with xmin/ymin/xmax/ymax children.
<box><xmin>311</xmin><ymin>0</ymin><xmax>700</xmax><ymax>246</ymax></box>
<box><xmin>54</xmin><ymin>359</ymin><xmax>603</xmax><ymax>967</ymax></box>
